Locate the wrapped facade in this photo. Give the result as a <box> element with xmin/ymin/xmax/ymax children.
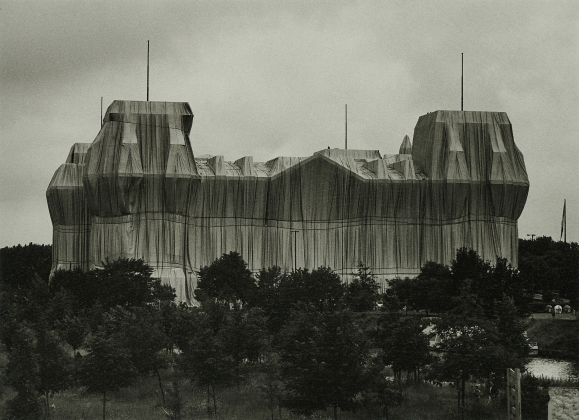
<box><xmin>47</xmin><ymin>101</ymin><xmax>529</xmax><ymax>303</ymax></box>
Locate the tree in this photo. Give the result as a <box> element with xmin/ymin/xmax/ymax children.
<box><xmin>0</xmin><ymin>243</ymin><xmax>52</xmax><ymax>289</ymax></box>
<box><xmin>253</xmin><ymin>266</ymin><xmax>346</xmax><ymax>335</ymax></box>
<box><xmin>258</xmin><ymin>351</ymin><xmax>284</xmax><ymax>420</ymax></box>
<box><xmin>519</xmin><ymin>237</ymin><xmax>579</xmax><ymax>308</ymax></box>
<box><xmin>251</xmin><ymin>266</ymin><xmax>284</xmax><ymax>333</ymax></box>
<box><xmin>57</xmin><ymin>315</ymin><xmax>89</xmax><ymax>354</ymax></box>
<box><xmin>1</xmin><ymin>278</ymin><xmax>52</xmax><ymax>352</ymax></box>
<box><xmin>278</xmin><ymin>305</ymin><xmax>370</xmax><ymax>419</ymax></box>
<box><xmin>471</xmin><ymin>257</ymin><xmax>531</xmax><ymax>318</ymax></box>
<box><xmin>220</xmin><ymin>306</ymin><xmax>268</xmax><ymax>385</ymax></box>
<box><xmin>375</xmin><ymin>314</ymin><xmax>432</xmax><ymax>381</ymax></box>
<box><xmin>345</xmin><ymin>261</ymin><xmax>380</xmax><ymax>312</ymax></box>
<box><xmin>178</xmin><ymin>307</ymin><xmax>236</xmax><ymax>416</ymax></box>
<box><xmin>392</xmin><ymin>249</ymin><xmax>533</xmax><ymax>317</ymax></box>
<box><xmin>277</xmin><ymin>267</ymin><xmax>345</xmax><ymax>313</ymax></box>
<box><xmin>36</xmin><ymin>329</ymin><xmax>72</xmax><ymax>415</ymax></box>
<box><xmin>77</xmin><ymin>328</ymin><xmax>137</xmax><ymax>420</ymax></box>
<box><xmin>430</xmin><ymin>294</ymin><xmax>525</xmax><ymax>414</ymax></box>
<box><xmin>520</xmin><ymin>375</ymin><xmax>550</xmax><ymax>420</ymax></box>
<box><xmin>100</xmin><ymin>306</ymin><xmax>171</xmax><ymax>406</ymax></box>
<box><xmin>355</xmin><ymin>359</ymin><xmax>404</xmax><ymax>420</ymax></box>
<box><xmin>4</xmin><ymin>326</ymin><xmax>43</xmax><ymax>420</ymax></box>
<box><xmin>94</xmin><ymin>258</ymin><xmax>175</xmax><ymax>309</ymax></box>
<box><xmin>493</xmin><ymin>296</ymin><xmax>530</xmax><ymax>362</ymax></box>
<box><xmin>194</xmin><ymin>251</ymin><xmax>256</xmax><ymax>304</ymax></box>
<box><xmin>49</xmin><ymin>267</ymin><xmax>92</xmax><ymax>311</ymax></box>
<box><xmin>414</xmin><ymin>261</ymin><xmax>456</xmax><ymax>314</ymax></box>
<box><xmin>50</xmin><ymin>259</ymin><xmax>176</xmax><ymax>312</ymax></box>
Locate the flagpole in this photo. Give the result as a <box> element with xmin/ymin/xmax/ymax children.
<box><xmin>461</xmin><ymin>53</ymin><xmax>463</xmax><ymax>111</ymax></box>
<box><xmin>564</xmin><ymin>199</ymin><xmax>566</xmax><ymax>243</ymax></box>
<box><xmin>561</xmin><ymin>199</ymin><xmax>566</xmax><ymax>243</ymax></box>
<box><xmin>147</xmin><ymin>40</ymin><xmax>150</xmax><ymax>101</ymax></box>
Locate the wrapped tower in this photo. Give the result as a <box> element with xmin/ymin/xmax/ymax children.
<box><xmin>47</xmin><ymin>102</ymin><xmax>529</xmax><ymax>303</ymax></box>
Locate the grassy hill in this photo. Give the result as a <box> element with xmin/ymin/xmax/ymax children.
<box><xmin>526</xmin><ymin>318</ymin><xmax>579</xmax><ymax>359</ymax></box>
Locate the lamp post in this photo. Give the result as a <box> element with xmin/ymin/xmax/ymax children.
<box><xmin>290</xmin><ymin>230</ymin><xmax>299</xmax><ymax>271</ymax></box>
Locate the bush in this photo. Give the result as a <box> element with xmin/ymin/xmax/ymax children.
<box><xmin>521</xmin><ymin>375</ymin><xmax>550</xmax><ymax>420</ymax></box>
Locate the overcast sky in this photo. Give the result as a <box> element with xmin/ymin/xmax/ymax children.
<box><xmin>1</xmin><ymin>1</ymin><xmax>578</xmax><ymax>249</ymax></box>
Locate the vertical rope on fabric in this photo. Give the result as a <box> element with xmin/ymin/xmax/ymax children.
<box><xmin>47</xmin><ymin>104</ymin><xmax>529</xmax><ymax>303</ymax></box>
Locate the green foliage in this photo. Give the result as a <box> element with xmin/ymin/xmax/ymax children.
<box><xmin>492</xmin><ymin>296</ymin><xmax>530</xmax><ymax>360</ymax></box>
<box><xmin>195</xmin><ymin>251</ymin><xmax>256</xmax><ymax>304</ymax></box>
<box><xmin>4</xmin><ymin>326</ymin><xmax>43</xmax><ymax>420</ymax></box>
<box><xmin>50</xmin><ymin>258</ymin><xmax>176</xmax><ymax>313</ymax></box>
<box><xmin>221</xmin><ymin>306</ymin><xmax>268</xmax><ymax>385</ymax></box>
<box><xmin>520</xmin><ymin>375</ymin><xmax>550</xmax><ymax>420</ymax></box>
<box><xmin>387</xmin><ymin>264</ymin><xmax>456</xmax><ymax>315</ymax></box>
<box><xmin>77</xmin><ymin>325</ymin><xmax>138</xmax><ymax>420</ymax></box>
<box><xmin>100</xmin><ymin>306</ymin><xmax>170</xmax><ymax>376</ymax></box>
<box><xmin>470</xmin><ymin>257</ymin><xmax>532</xmax><ymax>318</ymax></box>
<box><xmin>275</xmin><ymin>267</ymin><xmax>345</xmax><ymax>325</ymax></box>
<box><xmin>175</xmin><ymin>300</ymin><xmax>266</xmax><ymax>414</ymax></box>
<box><xmin>354</xmin><ymin>359</ymin><xmax>404</xmax><ymax>420</ymax></box>
<box><xmin>36</xmin><ymin>329</ymin><xmax>72</xmax><ymax>408</ymax></box>
<box><xmin>345</xmin><ymin>261</ymin><xmax>380</xmax><ymax>312</ymax></box>
<box><xmin>78</xmin><ymin>330</ymin><xmax>138</xmax><ymax>395</ymax></box>
<box><xmin>48</xmin><ymin>267</ymin><xmax>90</xmax><ymax>310</ymax></box>
<box><xmin>293</xmin><ymin>266</ymin><xmax>345</xmax><ymax>310</ymax></box>
<box><xmin>178</xmin><ymin>303</ymin><xmax>236</xmax><ymax>416</ymax></box>
<box><xmin>519</xmin><ymin>236</ymin><xmax>579</xmax><ymax>308</ymax></box>
<box><xmin>277</xmin><ymin>306</ymin><xmax>371</xmax><ymax>418</ymax></box>
<box><xmin>251</xmin><ymin>266</ymin><xmax>284</xmax><ymax>332</ymax></box>
<box><xmin>0</xmin><ymin>243</ymin><xmax>52</xmax><ymax>289</ymax></box>
<box><xmin>56</xmin><ymin>315</ymin><xmax>88</xmax><ymax>352</ymax></box>
<box><xmin>5</xmin><ymin>391</ymin><xmax>44</xmax><ymax>420</ymax></box>
<box><xmin>375</xmin><ymin>314</ymin><xmax>432</xmax><ymax>380</ymax></box>
<box><xmin>251</xmin><ymin>266</ymin><xmax>346</xmax><ymax>335</ymax></box>
<box><xmin>0</xmin><ymin>279</ymin><xmax>53</xmax><ymax>352</ymax></box>
<box><xmin>388</xmin><ymin>248</ymin><xmax>532</xmax><ymax>317</ymax></box>
<box><xmin>430</xmin><ymin>296</ymin><xmax>527</xmax><ymax>411</ymax></box>
<box><xmin>258</xmin><ymin>352</ymin><xmax>284</xmax><ymax>420</ymax></box>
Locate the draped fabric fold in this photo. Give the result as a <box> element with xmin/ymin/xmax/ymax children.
<box><xmin>47</xmin><ymin>103</ymin><xmax>529</xmax><ymax>304</ymax></box>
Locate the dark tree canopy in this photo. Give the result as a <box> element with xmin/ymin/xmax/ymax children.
<box><xmin>519</xmin><ymin>236</ymin><xmax>579</xmax><ymax>308</ymax></box>
<box><xmin>195</xmin><ymin>251</ymin><xmax>256</xmax><ymax>304</ymax></box>
<box><xmin>277</xmin><ymin>267</ymin><xmax>344</xmax><ymax>312</ymax></box>
<box><xmin>50</xmin><ymin>258</ymin><xmax>176</xmax><ymax>311</ymax></box>
<box><xmin>0</xmin><ymin>243</ymin><xmax>52</xmax><ymax>289</ymax></box>
<box><xmin>345</xmin><ymin>261</ymin><xmax>380</xmax><ymax>312</ymax></box>
<box><xmin>4</xmin><ymin>326</ymin><xmax>43</xmax><ymax>420</ymax></box>
<box><xmin>387</xmin><ymin>248</ymin><xmax>532</xmax><ymax>317</ymax></box>
<box><xmin>278</xmin><ymin>305</ymin><xmax>371</xmax><ymax>419</ymax></box>
<box><xmin>375</xmin><ymin>314</ymin><xmax>432</xmax><ymax>380</ymax></box>
<box><xmin>77</xmin><ymin>325</ymin><xmax>138</xmax><ymax>420</ymax></box>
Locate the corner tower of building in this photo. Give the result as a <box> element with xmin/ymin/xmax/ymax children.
<box><xmin>48</xmin><ymin>104</ymin><xmax>529</xmax><ymax>303</ymax></box>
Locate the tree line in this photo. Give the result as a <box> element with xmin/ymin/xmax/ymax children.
<box><xmin>518</xmin><ymin>236</ymin><xmax>579</xmax><ymax>308</ymax></box>
<box><xmin>0</xmin><ymin>243</ymin><xmax>564</xmax><ymax>419</ymax></box>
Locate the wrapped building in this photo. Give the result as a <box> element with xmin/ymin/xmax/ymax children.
<box><xmin>47</xmin><ymin>100</ymin><xmax>529</xmax><ymax>303</ymax></box>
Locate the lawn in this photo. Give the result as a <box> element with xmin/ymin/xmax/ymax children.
<box><xmin>1</xmin><ymin>368</ymin><xmax>509</xmax><ymax>420</ymax></box>
<box><xmin>526</xmin><ymin>317</ymin><xmax>579</xmax><ymax>358</ymax></box>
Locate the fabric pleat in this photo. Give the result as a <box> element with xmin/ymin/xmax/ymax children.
<box><xmin>47</xmin><ymin>103</ymin><xmax>529</xmax><ymax>303</ymax></box>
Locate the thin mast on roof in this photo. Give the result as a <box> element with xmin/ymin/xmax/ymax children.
<box><xmin>147</xmin><ymin>40</ymin><xmax>150</xmax><ymax>101</ymax></box>
<box><xmin>560</xmin><ymin>199</ymin><xmax>567</xmax><ymax>243</ymax></box>
<box><xmin>100</xmin><ymin>97</ymin><xmax>103</xmax><ymax>128</ymax></box>
<box><xmin>461</xmin><ymin>53</ymin><xmax>463</xmax><ymax>111</ymax></box>
<box><xmin>345</xmin><ymin>104</ymin><xmax>347</xmax><ymax>149</ymax></box>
